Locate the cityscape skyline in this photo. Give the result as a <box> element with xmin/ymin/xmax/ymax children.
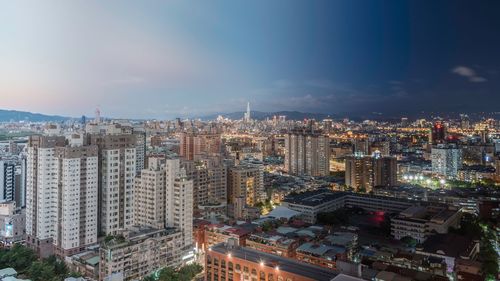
<box><xmin>0</xmin><ymin>2</ymin><xmax>499</xmax><ymax>281</ymax></box>
<box><xmin>2</xmin><ymin>1</ymin><xmax>500</xmax><ymax>119</ymax></box>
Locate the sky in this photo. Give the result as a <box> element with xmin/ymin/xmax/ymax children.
<box><xmin>1</xmin><ymin>0</ymin><xmax>500</xmax><ymax>119</ymax></box>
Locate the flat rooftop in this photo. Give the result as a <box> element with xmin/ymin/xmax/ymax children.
<box><xmin>283</xmin><ymin>189</ymin><xmax>346</xmax><ymax>206</ymax></box>
<box><xmin>211</xmin><ymin>243</ymin><xmax>338</xmax><ymax>281</ymax></box>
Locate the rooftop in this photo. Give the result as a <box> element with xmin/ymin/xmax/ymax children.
<box><xmin>210</xmin><ymin>243</ymin><xmax>337</xmax><ymax>281</ymax></box>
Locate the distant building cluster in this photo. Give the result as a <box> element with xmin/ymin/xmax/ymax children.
<box><xmin>0</xmin><ymin>108</ymin><xmax>498</xmax><ymax>281</ymax></box>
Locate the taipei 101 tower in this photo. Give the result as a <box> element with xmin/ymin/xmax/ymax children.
<box><xmin>244</xmin><ymin>102</ymin><xmax>251</xmax><ymax>122</ymax></box>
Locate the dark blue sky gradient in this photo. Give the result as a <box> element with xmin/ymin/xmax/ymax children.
<box><xmin>2</xmin><ymin>0</ymin><xmax>499</xmax><ymax>118</ymax></box>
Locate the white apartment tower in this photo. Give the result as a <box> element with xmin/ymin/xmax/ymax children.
<box><xmin>165</xmin><ymin>158</ymin><xmax>193</xmax><ymax>249</ymax></box>
<box><xmin>134</xmin><ymin>157</ymin><xmax>193</xmax><ymax>250</ymax></box>
<box><xmin>89</xmin><ymin>134</ymin><xmax>136</xmax><ymax>235</ymax></box>
<box><xmin>285</xmin><ymin>132</ymin><xmax>330</xmax><ymax>176</ymax></box>
<box><xmin>431</xmin><ymin>144</ymin><xmax>463</xmax><ymax>179</ymax></box>
<box><xmin>133</xmin><ymin>157</ymin><xmax>167</xmax><ymax>229</ymax></box>
<box><xmin>26</xmin><ymin>135</ymin><xmax>99</xmax><ymax>257</ymax></box>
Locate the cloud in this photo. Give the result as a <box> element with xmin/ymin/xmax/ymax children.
<box><xmin>451</xmin><ymin>66</ymin><xmax>487</xmax><ymax>83</ymax></box>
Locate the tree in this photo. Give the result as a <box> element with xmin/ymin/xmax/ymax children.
<box><xmin>27</xmin><ymin>261</ymin><xmax>55</xmax><ymax>281</ymax></box>
<box><xmin>400</xmin><ymin>236</ymin><xmax>417</xmax><ymax>247</ymax></box>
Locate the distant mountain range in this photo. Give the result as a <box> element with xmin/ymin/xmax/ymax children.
<box><xmin>198</xmin><ymin>111</ymin><xmax>338</xmax><ymax>121</ymax></box>
<box><xmin>0</xmin><ymin>109</ymin><xmax>71</xmax><ymax>122</ymax></box>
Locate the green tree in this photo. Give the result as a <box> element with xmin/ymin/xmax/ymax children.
<box><xmin>28</xmin><ymin>261</ymin><xmax>55</xmax><ymax>281</ymax></box>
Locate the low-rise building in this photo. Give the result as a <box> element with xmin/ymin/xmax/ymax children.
<box><xmin>391</xmin><ymin>206</ymin><xmax>461</xmax><ymax>243</ymax></box>
<box><xmin>205</xmin><ymin>224</ymin><xmax>251</xmax><ymax>248</ymax></box>
<box><xmin>416</xmin><ymin>233</ymin><xmax>480</xmax><ymax>274</ymax></box>
<box><xmin>295</xmin><ymin>242</ymin><xmax>347</xmax><ymax>270</ymax></box>
<box><xmin>245</xmin><ymin>233</ymin><xmax>298</xmax><ymax>258</ymax></box>
<box><xmin>282</xmin><ymin>190</ymin><xmax>415</xmax><ymax>223</ymax></box>
<box><xmin>99</xmin><ymin>227</ymin><xmax>183</xmax><ymax>281</ymax></box>
<box><xmin>206</xmin><ymin>241</ymin><xmax>338</xmax><ymax>281</ymax></box>
<box><xmin>0</xmin><ymin>202</ymin><xmax>25</xmax><ymax>246</ymax></box>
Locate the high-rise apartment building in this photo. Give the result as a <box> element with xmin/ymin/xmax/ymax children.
<box><xmin>26</xmin><ymin>135</ymin><xmax>99</xmax><ymax>257</ymax></box>
<box><xmin>345</xmin><ymin>155</ymin><xmax>397</xmax><ymax>192</ymax></box>
<box><xmin>88</xmin><ymin>134</ymin><xmax>136</xmax><ymax>235</ymax></box>
<box><xmin>431</xmin><ymin>144</ymin><xmax>463</xmax><ymax>179</ymax></box>
<box><xmin>345</xmin><ymin>155</ymin><xmax>374</xmax><ymax>192</ymax></box>
<box><xmin>227</xmin><ymin>163</ymin><xmax>264</xmax><ymax>211</ymax></box>
<box><xmin>0</xmin><ymin>161</ymin><xmax>16</xmax><ymax>202</ymax></box>
<box><xmin>133</xmin><ymin>157</ymin><xmax>167</xmax><ymax>229</ymax></box>
<box><xmin>133</xmin><ymin>157</ymin><xmax>193</xmax><ymax>251</ymax></box>
<box><xmin>179</xmin><ymin>132</ymin><xmax>221</xmax><ymax>161</ymax></box>
<box><xmin>182</xmin><ymin>156</ymin><xmax>227</xmax><ymax>213</ymax></box>
<box><xmin>133</xmin><ymin>128</ymin><xmax>146</xmax><ymax>175</ymax></box>
<box><xmin>165</xmin><ymin>158</ymin><xmax>193</xmax><ymax>249</ymax></box>
<box><xmin>374</xmin><ymin>156</ymin><xmax>397</xmax><ymax>187</ymax></box>
<box><xmin>284</xmin><ymin>132</ymin><xmax>330</xmax><ymax>176</ymax></box>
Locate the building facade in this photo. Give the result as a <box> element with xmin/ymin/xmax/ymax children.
<box><xmin>431</xmin><ymin>144</ymin><xmax>463</xmax><ymax>179</ymax></box>
<box><xmin>89</xmin><ymin>134</ymin><xmax>136</xmax><ymax>235</ymax></box>
<box><xmin>284</xmin><ymin>133</ymin><xmax>330</xmax><ymax>176</ymax></box>
<box><xmin>26</xmin><ymin>135</ymin><xmax>99</xmax><ymax>257</ymax></box>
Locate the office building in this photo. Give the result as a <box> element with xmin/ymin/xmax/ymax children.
<box><xmin>285</xmin><ymin>132</ymin><xmax>330</xmax><ymax>176</ymax></box>
<box><xmin>244</xmin><ymin>102</ymin><xmax>251</xmax><ymax>122</ymax></box>
<box><xmin>431</xmin><ymin>144</ymin><xmax>463</xmax><ymax>179</ymax></box>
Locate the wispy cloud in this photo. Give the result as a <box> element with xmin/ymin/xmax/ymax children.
<box><xmin>451</xmin><ymin>66</ymin><xmax>487</xmax><ymax>83</ymax></box>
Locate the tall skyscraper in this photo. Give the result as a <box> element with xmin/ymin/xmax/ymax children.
<box><xmin>284</xmin><ymin>132</ymin><xmax>330</xmax><ymax>176</ymax></box>
<box><xmin>26</xmin><ymin>135</ymin><xmax>99</xmax><ymax>257</ymax></box>
<box><xmin>244</xmin><ymin>102</ymin><xmax>251</xmax><ymax>122</ymax></box>
<box><xmin>88</xmin><ymin>134</ymin><xmax>136</xmax><ymax>235</ymax></box>
<box><xmin>431</xmin><ymin>144</ymin><xmax>463</xmax><ymax>179</ymax></box>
